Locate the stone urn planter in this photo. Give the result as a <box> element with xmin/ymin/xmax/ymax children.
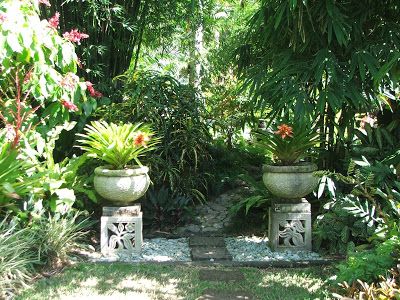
<box><xmin>94</xmin><ymin>165</ymin><xmax>150</xmax><ymax>205</ymax></box>
<box><xmin>262</xmin><ymin>163</ymin><xmax>319</xmax><ymax>202</ymax></box>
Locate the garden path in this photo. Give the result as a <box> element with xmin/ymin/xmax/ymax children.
<box><xmin>189</xmin><ymin>236</ymin><xmax>232</xmax><ymax>261</ymax></box>
<box><xmin>173</xmin><ymin>186</ymin><xmax>246</xmax><ymax>236</ymax></box>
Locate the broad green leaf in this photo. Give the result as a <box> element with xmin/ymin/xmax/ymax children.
<box><xmin>7</xmin><ymin>34</ymin><xmax>23</xmax><ymax>53</ymax></box>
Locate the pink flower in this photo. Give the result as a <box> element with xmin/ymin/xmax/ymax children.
<box><xmin>5</xmin><ymin>124</ymin><xmax>16</xmax><ymax>142</ymax></box>
<box><xmin>61</xmin><ymin>99</ymin><xmax>78</xmax><ymax>112</ymax></box>
<box><xmin>63</xmin><ymin>29</ymin><xmax>89</xmax><ymax>45</ymax></box>
<box><xmin>60</xmin><ymin>73</ymin><xmax>79</xmax><ymax>91</ymax></box>
<box><xmin>48</xmin><ymin>12</ymin><xmax>59</xmax><ymax>29</ymax></box>
<box><xmin>85</xmin><ymin>81</ymin><xmax>103</xmax><ymax>98</ymax></box>
<box><xmin>360</xmin><ymin>115</ymin><xmax>377</xmax><ymax>129</ymax></box>
<box><xmin>38</xmin><ymin>0</ymin><xmax>51</xmax><ymax>7</ymax></box>
<box><xmin>0</xmin><ymin>14</ymin><xmax>7</xmax><ymax>24</ymax></box>
<box><xmin>77</xmin><ymin>57</ymin><xmax>84</xmax><ymax>69</ymax></box>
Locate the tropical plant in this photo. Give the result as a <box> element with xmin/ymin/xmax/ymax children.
<box><xmin>333</xmin><ymin>272</ymin><xmax>400</xmax><ymax>300</ymax></box>
<box><xmin>203</xmin><ymin>1</ymin><xmax>259</xmax><ymax>145</ymax></box>
<box><xmin>255</xmin><ymin>123</ymin><xmax>319</xmax><ymax>165</ymax></box>
<box><xmin>0</xmin><ymin>211</ymin><xmax>92</xmax><ymax>296</ymax></box>
<box><xmin>313</xmin><ymin>195</ymin><xmax>375</xmax><ymax>255</ymax></box>
<box><xmin>204</xmin><ymin>138</ymin><xmax>265</xmax><ymax>197</ymax></box>
<box><xmin>0</xmin><ymin>139</ymin><xmax>33</xmax><ymax>208</ymax></box>
<box><xmin>4</xmin><ymin>122</ymin><xmax>97</xmax><ymax>217</ymax></box>
<box><xmin>0</xmin><ymin>218</ymin><xmax>36</xmax><ymax>299</ymax></box>
<box><xmin>76</xmin><ymin>121</ymin><xmax>158</xmax><ymax>169</ymax></box>
<box><xmin>30</xmin><ymin>211</ymin><xmax>92</xmax><ymax>268</ymax></box>
<box><xmin>229</xmin><ymin>173</ymin><xmax>270</xmax><ymax>216</ymax></box>
<box><xmin>335</xmin><ymin>236</ymin><xmax>400</xmax><ymax>284</ymax></box>
<box><xmin>0</xmin><ymin>0</ymin><xmax>100</xmax><ymax>135</ymax></box>
<box><xmin>353</xmin><ymin>120</ymin><xmax>399</xmax><ymax>160</ymax></box>
<box><xmin>236</xmin><ymin>0</ymin><xmax>400</xmax><ymax>169</ymax></box>
<box><xmin>99</xmin><ymin>70</ymin><xmax>211</xmax><ymax>202</ymax></box>
<box><xmin>42</xmin><ymin>0</ymin><xmax>212</xmax><ymax>86</ymax></box>
<box><xmin>314</xmin><ymin>149</ymin><xmax>400</xmax><ymax>254</ymax></box>
<box><xmin>142</xmin><ymin>187</ymin><xmax>192</xmax><ymax>230</ymax></box>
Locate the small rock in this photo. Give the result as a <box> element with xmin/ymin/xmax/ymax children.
<box><xmin>225</xmin><ymin>236</ymin><xmax>321</xmax><ymax>262</ymax></box>
<box><xmin>203</xmin><ymin>227</ymin><xmax>217</xmax><ymax>232</ymax></box>
<box><xmin>186</xmin><ymin>224</ymin><xmax>201</xmax><ymax>233</ymax></box>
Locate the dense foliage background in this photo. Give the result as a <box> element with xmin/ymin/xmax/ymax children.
<box><xmin>0</xmin><ymin>0</ymin><xmax>399</xmax><ymax>298</ymax></box>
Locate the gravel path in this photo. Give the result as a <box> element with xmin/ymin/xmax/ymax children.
<box><xmin>134</xmin><ymin>238</ymin><xmax>191</xmax><ymax>262</ymax></box>
<box><xmin>90</xmin><ymin>236</ymin><xmax>322</xmax><ymax>263</ymax></box>
<box><xmin>225</xmin><ymin>236</ymin><xmax>321</xmax><ymax>261</ymax></box>
<box><xmin>91</xmin><ymin>238</ymin><xmax>191</xmax><ymax>262</ymax></box>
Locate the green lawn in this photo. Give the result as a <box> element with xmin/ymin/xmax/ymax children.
<box><xmin>17</xmin><ymin>263</ymin><xmax>334</xmax><ymax>300</ymax></box>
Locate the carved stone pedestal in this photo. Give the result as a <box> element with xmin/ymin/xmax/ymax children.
<box><xmin>268</xmin><ymin>200</ymin><xmax>311</xmax><ymax>251</ymax></box>
<box><xmin>101</xmin><ymin>205</ymin><xmax>143</xmax><ymax>256</ymax></box>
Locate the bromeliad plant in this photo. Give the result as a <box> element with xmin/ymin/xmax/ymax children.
<box><xmin>76</xmin><ymin>121</ymin><xmax>158</xmax><ymax>169</ymax></box>
<box><xmin>255</xmin><ymin>123</ymin><xmax>319</xmax><ymax>165</ymax></box>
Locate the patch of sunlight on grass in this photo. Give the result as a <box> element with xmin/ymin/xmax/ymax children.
<box><xmin>79</xmin><ymin>277</ymin><xmax>99</xmax><ymax>288</ymax></box>
<box><xmin>247</xmin><ymin>267</ymin><xmax>332</xmax><ymax>299</ymax></box>
<box><xmin>117</xmin><ymin>277</ymin><xmax>157</xmax><ymax>289</ymax></box>
<box><xmin>17</xmin><ymin>264</ymin><xmax>334</xmax><ymax>300</ymax></box>
<box><xmin>60</xmin><ymin>292</ymin><xmax>152</xmax><ymax>300</ymax></box>
<box><xmin>114</xmin><ymin>275</ymin><xmax>181</xmax><ymax>299</ymax></box>
<box><xmin>260</xmin><ymin>271</ymin><xmax>325</xmax><ymax>290</ymax></box>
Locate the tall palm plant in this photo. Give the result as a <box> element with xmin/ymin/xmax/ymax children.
<box><xmin>236</xmin><ymin>0</ymin><xmax>400</xmax><ymax>169</ymax></box>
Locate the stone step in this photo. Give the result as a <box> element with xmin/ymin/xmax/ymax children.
<box><xmin>191</xmin><ymin>246</ymin><xmax>232</xmax><ymax>261</ymax></box>
<box><xmin>198</xmin><ymin>269</ymin><xmax>244</xmax><ymax>282</ymax></box>
<box><xmin>197</xmin><ymin>289</ymin><xmax>253</xmax><ymax>300</ymax></box>
<box><xmin>189</xmin><ymin>236</ymin><xmax>226</xmax><ymax>247</ymax></box>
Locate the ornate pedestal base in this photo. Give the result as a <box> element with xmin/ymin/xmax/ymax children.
<box><xmin>101</xmin><ymin>205</ymin><xmax>143</xmax><ymax>256</ymax></box>
<box><xmin>268</xmin><ymin>200</ymin><xmax>311</xmax><ymax>251</ymax></box>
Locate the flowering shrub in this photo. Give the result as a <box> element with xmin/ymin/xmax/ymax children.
<box><xmin>0</xmin><ymin>0</ymin><xmax>102</xmax><ymax>216</ymax></box>
<box><xmin>47</xmin><ymin>12</ymin><xmax>59</xmax><ymax>29</ymax></box>
<box><xmin>101</xmin><ymin>71</ymin><xmax>212</xmax><ymax>202</ymax></box>
<box><xmin>0</xmin><ymin>0</ymin><xmax>102</xmax><ymax>140</ymax></box>
<box><xmin>255</xmin><ymin>123</ymin><xmax>319</xmax><ymax>165</ymax></box>
<box><xmin>63</xmin><ymin>29</ymin><xmax>89</xmax><ymax>44</ymax></box>
<box><xmin>85</xmin><ymin>81</ymin><xmax>103</xmax><ymax>98</ymax></box>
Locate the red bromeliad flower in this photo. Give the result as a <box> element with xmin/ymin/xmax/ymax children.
<box><xmin>61</xmin><ymin>99</ymin><xmax>78</xmax><ymax>112</ymax></box>
<box><xmin>63</xmin><ymin>29</ymin><xmax>89</xmax><ymax>45</ymax></box>
<box><xmin>275</xmin><ymin>124</ymin><xmax>293</xmax><ymax>139</ymax></box>
<box><xmin>48</xmin><ymin>12</ymin><xmax>59</xmax><ymax>29</ymax></box>
<box><xmin>85</xmin><ymin>81</ymin><xmax>103</xmax><ymax>98</ymax></box>
<box><xmin>133</xmin><ymin>132</ymin><xmax>150</xmax><ymax>147</ymax></box>
<box><xmin>38</xmin><ymin>0</ymin><xmax>51</xmax><ymax>7</ymax></box>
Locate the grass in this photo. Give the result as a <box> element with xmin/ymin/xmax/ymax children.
<box><xmin>17</xmin><ymin>263</ymin><xmax>334</xmax><ymax>300</ymax></box>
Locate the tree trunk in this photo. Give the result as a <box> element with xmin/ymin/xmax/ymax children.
<box><xmin>188</xmin><ymin>0</ymin><xmax>204</xmax><ymax>97</ymax></box>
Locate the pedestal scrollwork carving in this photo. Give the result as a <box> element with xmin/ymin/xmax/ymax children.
<box><xmin>107</xmin><ymin>222</ymin><xmax>137</xmax><ymax>251</ymax></box>
<box><xmin>101</xmin><ymin>205</ymin><xmax>143</xmax><ymax>256</ymax></box>
<box><xmin>278</xmin><ymin>220</ymin><xmax>306</xmax><ymax>247</ymax></box>
<box><xmin>268</xmin><ymin>202</ymin><xmax>311</xmax><ymax>251</ymax></box>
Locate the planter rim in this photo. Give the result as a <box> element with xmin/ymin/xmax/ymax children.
<box><xmin>262</xmin><ymin>163</ymin><xmax>317</xmax><ymax>173</ymax></box>
<box><xmin>94</xmin><ymin>165</ymin><xmax>149</xmax><ymax>177</ymax></box>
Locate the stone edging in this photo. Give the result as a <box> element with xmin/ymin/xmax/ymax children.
<box><xmin>88</xmin><ymin>258</ymin><xmax>340</xmax><ymax>268</ymax></box>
